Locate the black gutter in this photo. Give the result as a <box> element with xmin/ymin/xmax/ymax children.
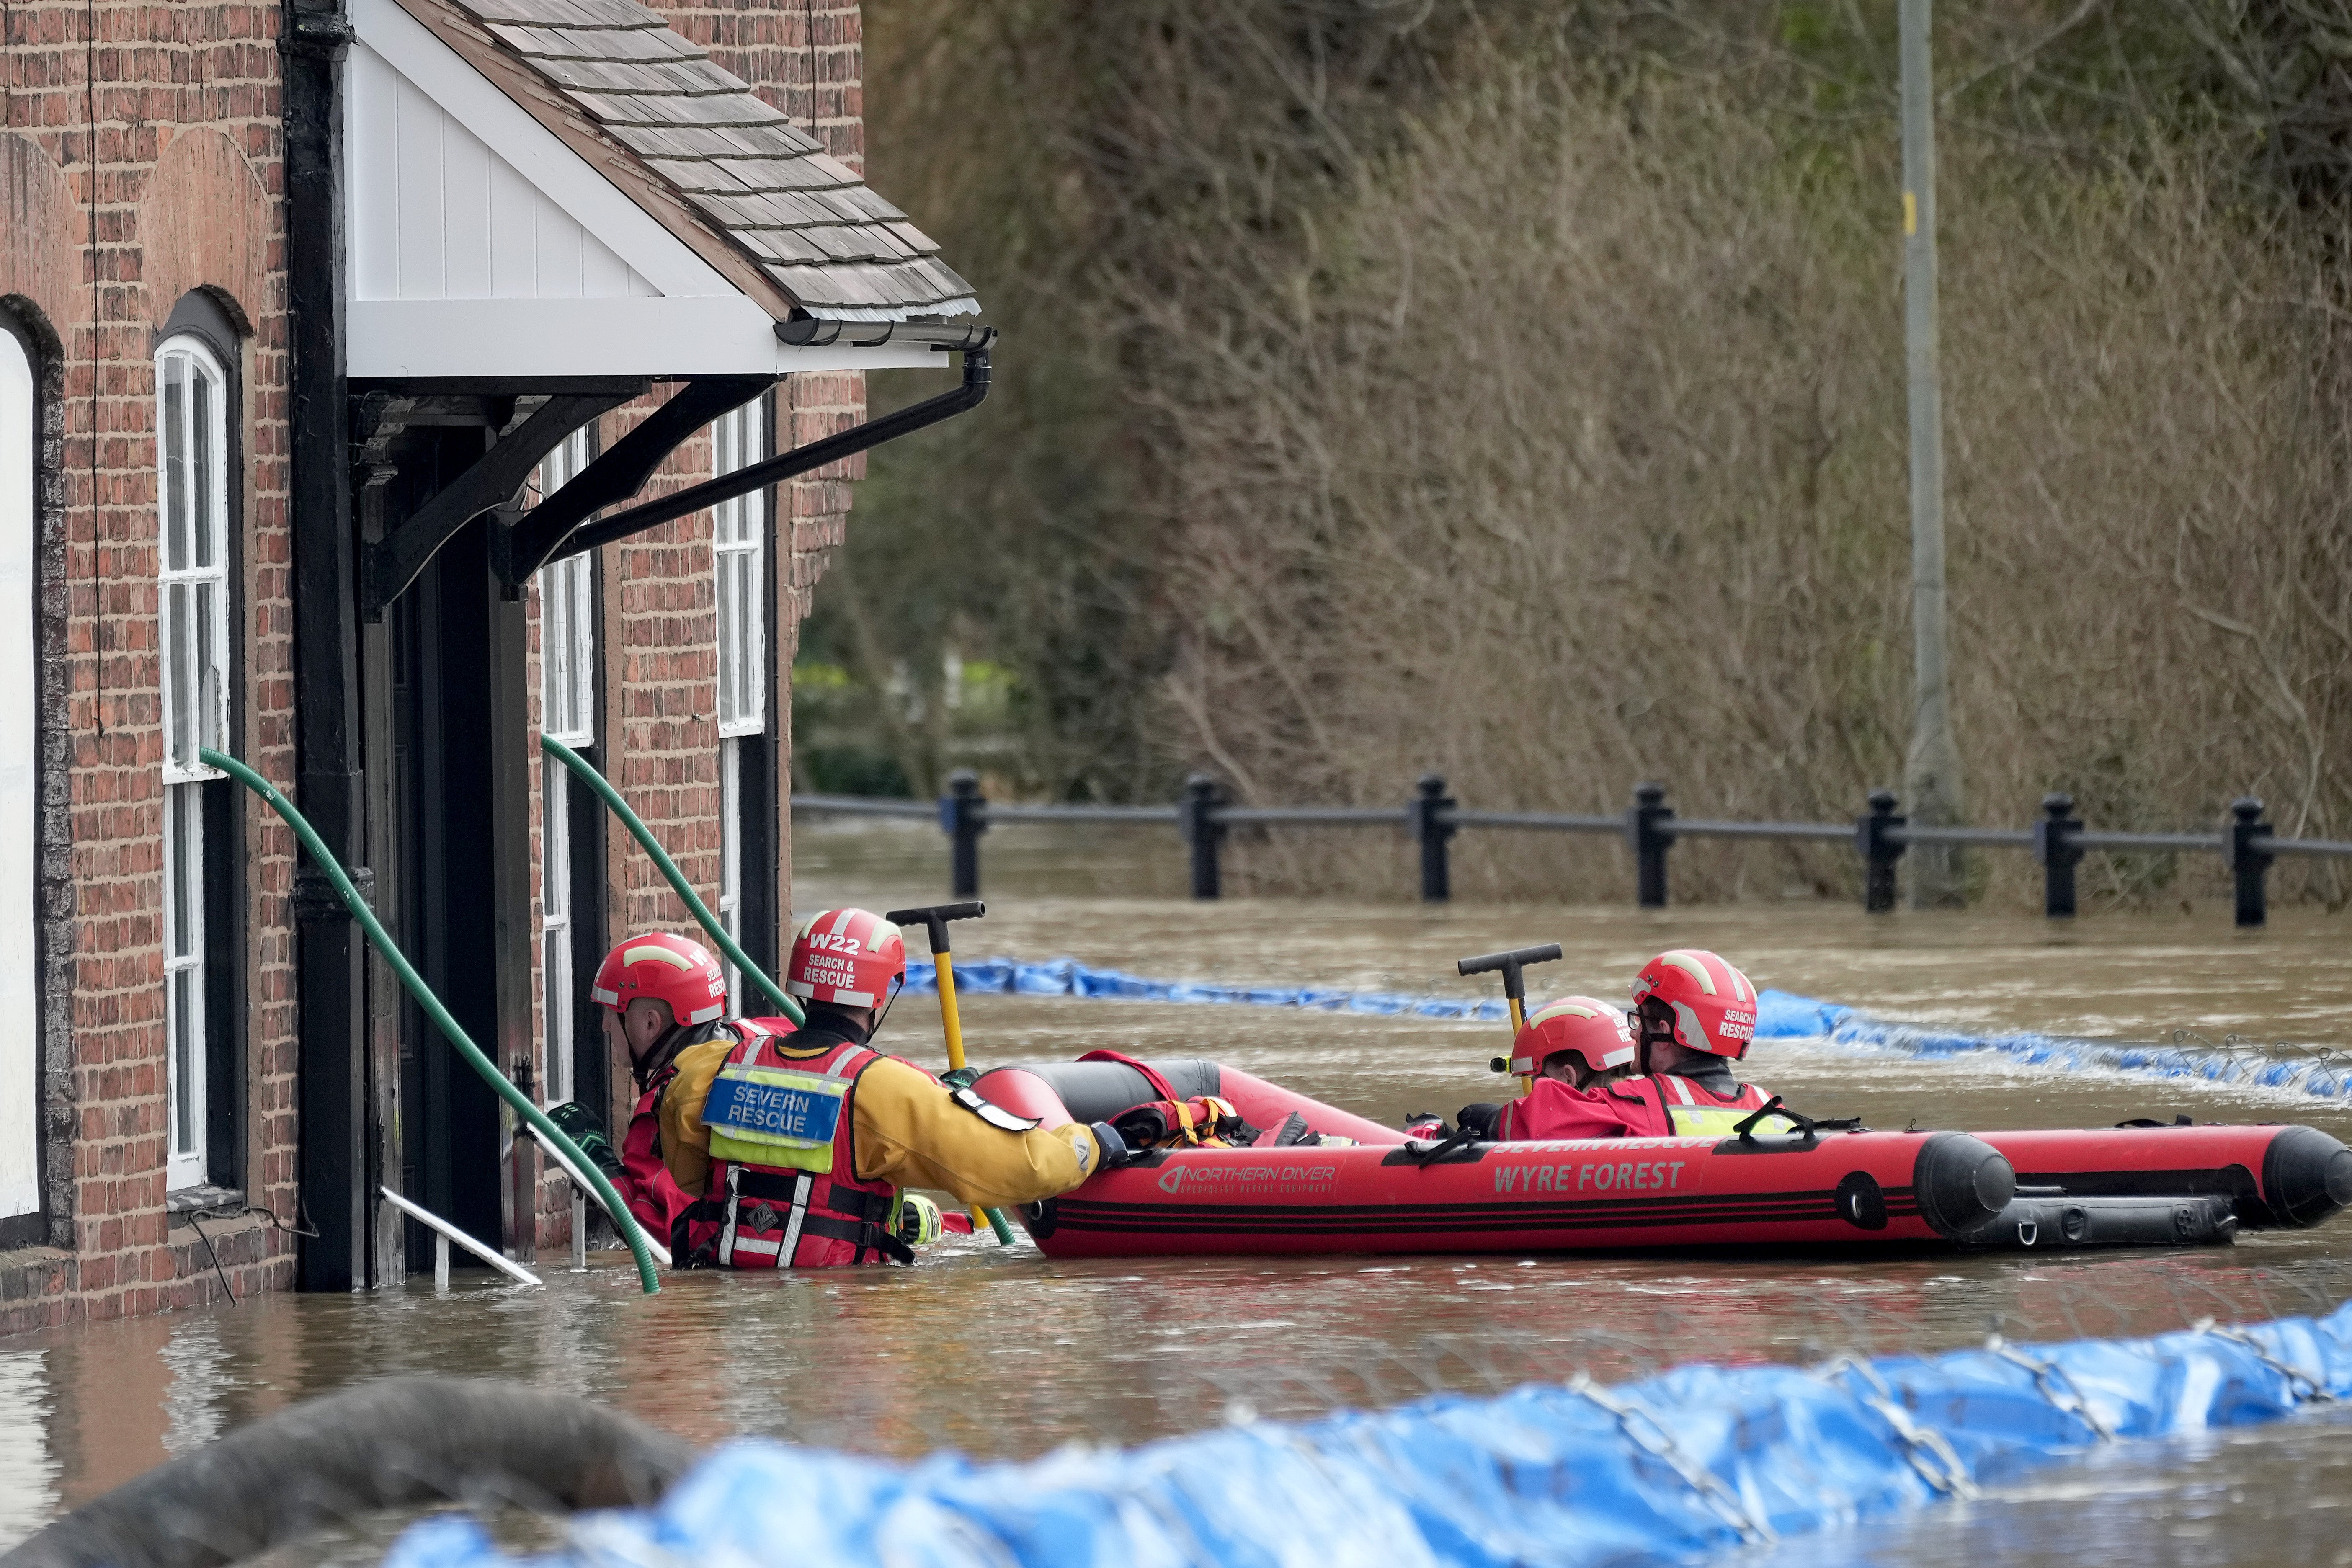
<box><xmin>540</xmin><ymin>344</ymin><xmax>992</xmax><ymax>567</ymax></box>
<box><xmin>280</xmin><ymin>0</ymin><xmax>369</xmax><ymax>1292</ymax></box>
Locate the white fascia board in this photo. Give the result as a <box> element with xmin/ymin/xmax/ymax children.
<box><xmin>349</xmin><ymin>0</ymin><xmax>733</xmax><ymax>302</ymax></box>
<box><xmin>350</xmin><ymin>298</ymin><xmax>958</xmax><ymax>379</ymax></box>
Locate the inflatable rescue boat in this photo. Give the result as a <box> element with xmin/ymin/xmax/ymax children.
<box><xmin>973</xmin><ymin>1057</ymin><xmax>2352</xmax><ymax>1257</ymax></box>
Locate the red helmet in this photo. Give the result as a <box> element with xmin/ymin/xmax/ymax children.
<box><xmin>590</xmin><ymin>933</ymin><xmax>728</xmax><ymax>1027</ymax></box>
<box><xmin>786</xmin><ymin>908</ymin><xmax>907</xmax><ymax>1007</ymax></box>
<box><xmin>1631</xmin><ymin>949</ymin><xmax>1759</xmax><ymax>1060</ymax></box>
<box><xmin>1511</xmin><ymin>996</ymin><xmax>1638</xmax><ymax>1078</ymax></box>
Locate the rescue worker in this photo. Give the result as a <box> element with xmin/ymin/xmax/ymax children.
<box><xmin>1434</xmin><ymin>997</ymin><xmax>1642</xmax><ymax>1142</ymax></box>
<box><xmin>1596</xmin><ymin>949</ymin><xmax>1794</xmax><ymax>1138</ymax></box>
<box><xmin>560</xmin><ymin>914</ymin><xmax>1123</xmax><ymax>1268</ymax></box>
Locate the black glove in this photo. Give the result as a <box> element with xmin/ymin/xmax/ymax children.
<box><xmin>939</xmin><ymin>1066</ymin><xmax>980</xmax><ymax>1091</ymax></box>
<box><xmin>1454</xmin><ymin>1103</ymin><xmax>1503</xmax><ymax>1141</ymax></box>
<box><xmin>546</xmin><ymin>1100</ymin><xmax>623</xmax><ymax>1179</ymax></box>
<box><xmin>1089</xmin><ymin>1120</ymin><xmax>1137</xmax><ymax>1170</ymax></box>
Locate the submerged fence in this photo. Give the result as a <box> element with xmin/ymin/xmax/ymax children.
<box><xmin>791</xmin><ymin>771</ymin><xmax>2352</xmax><ymax>926</ymax></box>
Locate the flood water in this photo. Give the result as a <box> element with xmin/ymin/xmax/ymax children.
<box><xmin>3</xmin><ymin>816</ymin><xmax>2349</xmax><ymax>1563</ymax></box>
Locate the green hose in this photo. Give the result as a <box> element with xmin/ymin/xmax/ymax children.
<box><xmin>547</xmin><ymin>736</ymin><xmax>1018</xmax><ymax>1247</ymax></box>
<box><xmin>542</xmin><ymin>736</ymin><xmax>804</xmax><ymax>1026</ymax></box>
<box><xmin>202</xmin><ymin>747</ymin><xmax>662</xmax><ymax>1296</ymax></box>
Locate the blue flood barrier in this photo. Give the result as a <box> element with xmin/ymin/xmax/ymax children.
<box><xmin>384</xmin><ymin>1300</ymin><xmax>2352</xmax><ymax>1568</ymax></box>
<box><xmin>893</xmin><ymin>958</ymin><xmax>2350</xmax><ymax>1101</ymax></box>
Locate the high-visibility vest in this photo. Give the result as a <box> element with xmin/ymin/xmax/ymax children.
<box><xmin>687</xmin><ymin>1023</ymin><xmax>913</xmax><ymax>1268</ymax></box>
<box><xmin>1621</xmin><ymin>1073</ymin><xmax>1798</xmax><ymax>1138</ymax></box>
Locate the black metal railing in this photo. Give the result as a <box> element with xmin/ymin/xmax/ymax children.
<box><xmin>789</xmin><ymin>771</ymin><xmax>2352</xmax><ymax>927</ymax></box>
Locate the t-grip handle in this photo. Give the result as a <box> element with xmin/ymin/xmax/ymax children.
<box><xmin>884</xmin><ymin>900</ymin><xmax>986</xmax><ymax>955</ymax></box>
<box><xmin>1456</xmin><ymin>942</ymin><xmax>1564</xmax><ymax>1005</ymax></box>
<box><xmin>1458</xmin><ymin>944</ymin><xmax>1563</xmax><ymax>1087</ymax></box>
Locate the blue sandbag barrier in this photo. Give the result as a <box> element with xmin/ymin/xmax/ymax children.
<box><xmin>384</xmin><ymin>1300</ymin><xmax>2352</xmax><ymax>1568</ymax></box>
<box><xmin>895</xmin><ymin>959</ymin><xmax>2351</xmax><ymax>1099</ymax></box>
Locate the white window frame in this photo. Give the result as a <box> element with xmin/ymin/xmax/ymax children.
<box><xmin>711</xmin><ymin>400</ymin><xmax>766</xmax><ymax>741</ymax></box>
<box><xmin>711</xmin><ymin>402</ymin><xmax>766</xmax><ymax>1012</ymax></box>
<box><xmin>718</xmin><ymin>736</ymin><xmax>742</xmax><ymax>1009</ymax></box>
<box><xmin>156</xmin><ymin>335</ymin><xmax>231</xmax><ymax>1191</ymax></box>
<box><xmin>536</xmin><ymin>429</ymin><xmax>593</xmax><ymax>1103</ymax></box>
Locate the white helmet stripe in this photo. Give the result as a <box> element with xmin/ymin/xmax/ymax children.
<box><xmin>1660</xmin><ymin>952</ymin><xmax>1717</xmax><ymax>994</ymax></box>
<box><xmin>828</xmin><ymin>907</ymin><xmax>857</xmax><ymax>938</ymax></box>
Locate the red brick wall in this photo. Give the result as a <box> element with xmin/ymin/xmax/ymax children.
<box><xmin>3</xmin><ymin>0</ymin><xmax>876</xmax><ymax>1289</ymax></box>
<box><xmin>0</xmin><ymin>0</ymin><xmax>300</xmax><ymax>1332</ymax></box>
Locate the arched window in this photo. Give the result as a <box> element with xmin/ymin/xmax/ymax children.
<box><xmin>0</xmin><ymin>315</ymin><xmax>39</xmax><ymax>1236</ymax></box>
<box><xmin>156</xmin><ymin>332</ymin><xmax>233</xmax><ymax>1192</ymax></box>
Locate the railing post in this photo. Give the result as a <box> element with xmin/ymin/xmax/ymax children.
<box><xmin>1413</xmin><ymin>774</ymin><xmax>1456</xmax><ymax>902</ymax></box>
<box><xmin>940</xmin><ymin>769</ymin><xmax>986</xmax><ymax>899</ymax></box>
<box><xmin>1182</xmin><ymin>773</ymin><xmax>1226</xmax><ymax>900</ymax></box>
<box><xmin>2034</xmin><ymin>791</ymin><xmax>2084</xmax><ymax>919</ymax></box>
<box><xmin>2228</xmin><ymin>796</ymin><xmax>2272</xmax><ymax>929</ymax></box>
<box><xmin>1857</xmin><ymin>788</ymin><xmax>1906</xmax><ymax>913</ymax></box>
<box><xmin>1627</xmin><ymin>782</ymin><xmax>1674</xmax><ymax>908</ymax></box>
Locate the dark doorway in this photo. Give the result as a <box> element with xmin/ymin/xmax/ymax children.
<box><xmin>386</xmin><ymin>489</ymin><xmax>534</xmax><ymax>1270</ymax></box>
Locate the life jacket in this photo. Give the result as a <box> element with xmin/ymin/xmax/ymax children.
<box><xmin>684</xmin><ymin>1020</ymin><xmax>915</xmax><ymax>1269</ymax></box>
<box><xmin>618</xmin><ymin>1055</ymin><xmax>709</xmax><ymax>1257</ymax></box>
<box><xmin>1607</xmin><ymin>1073</ymin><xmax>1797</xmax><ymax>1138</ymax></box>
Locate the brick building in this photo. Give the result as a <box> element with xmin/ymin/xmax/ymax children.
<box><xmin>0</xmin><ymin>0</ymin><xmax>984</xmax><ymax>1331</ymax></box>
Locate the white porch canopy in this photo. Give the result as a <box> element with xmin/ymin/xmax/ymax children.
<box><xmin>344</xmin><ymin>0</ymin><xmax>953</xmax><ymax>380</ymax></box>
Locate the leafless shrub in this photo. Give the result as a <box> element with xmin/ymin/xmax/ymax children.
<box><xmin>1134</xmin><ymin>42</ymin><xmax>2352</xmax><ymax>905</ymax></box>
<box><xmin>861</xmin><ymin>3</ymin><xmax>2352</xmax><ymax>907</ymax></box>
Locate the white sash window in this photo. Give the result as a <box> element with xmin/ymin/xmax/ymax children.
<box><xmin>157</xmin><ymin>337</ymin><xmax>231</xmax><ymax>1191</ymax></box>
<box><xmin>537</xmin><ymin>428</ymin><xmax>593</xmax><ymax>1103</ymax></box>
<box><xmin>711</xmin><ymin>400</ymin><xmax>767</xmax><ymax>1009</ymax></box>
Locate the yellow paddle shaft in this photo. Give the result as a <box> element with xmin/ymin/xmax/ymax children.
<box><xmin>931</xmin><ymin>948</ymin><xmax>991</xmax><ymax>1234</ymax></box>
<box><xmin>1508</xmin><ymin>994</ymin><xmax>1531</xmax><ymax>1093</ymax></box>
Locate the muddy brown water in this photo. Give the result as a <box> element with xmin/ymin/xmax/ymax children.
<box><xmin>3</xmin><ymin>816</ymin><xmax>2349</xmax><ymax>1563</ymax></box>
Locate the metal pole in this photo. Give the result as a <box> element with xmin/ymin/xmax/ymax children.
<box><xmin>2034</xmin><ymin>792</ymin><xmax>2083</xmax><ymax>919</ymax></box>
<box><xmin>942</xmin><ymin>770</ymin><xmax>985</xmax><ymax>899</ymax></box>
<box><xmin>1183</xmin><ymin>775</ymin><xmax>1225</xmax><ymax>899</ymax></box>
<box><xmin>2228</xmin><ymin>797</ymin><xmax>2273</xmax><ymax>928</ymax></box>
<box><xmin>1413</xmin><ymin>774</ymin><xmax>1455</xmax><ymax>903</ymax></box>
<box><xmin>1857</xmin><ymin>789</ymin><xmax>1906</xmax><ymax>913</ymax></box>
<box><xmin>1628</xmin><ymin>782</ymin><xmax>1673</xmax><ymax>908</ymax></box>
<box><xmin>1900</xmin><ymin>0</ymin><xmax>1968</xmax><ymax>908</ymax></box>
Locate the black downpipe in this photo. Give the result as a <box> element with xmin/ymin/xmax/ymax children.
<box><xmin>279</xmin><ymin>0</ymin><xmax>371</xmax><ymax>1292</ymax></box>
<box><xmin>543</xmin><ymin>348</ymin><xmax>992</xmax><ymax>565</ymax></box>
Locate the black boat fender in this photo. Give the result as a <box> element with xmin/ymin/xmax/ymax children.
<box><xmin>1957</xmin><ymin>1193</ymin><xmax>2239</xmax><ymax>1249</ymax></box>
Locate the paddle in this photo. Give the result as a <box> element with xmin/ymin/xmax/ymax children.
<box><xmin>885</xmin><ymin>902</ymin><xmax>1017</xmax><ymax>1245</ymax></box>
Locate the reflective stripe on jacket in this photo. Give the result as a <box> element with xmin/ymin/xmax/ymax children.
<box><xmin>1603</xmin><ymin>1073</ymin><xmax>1794</xmax><ymax>1138</ymax></box>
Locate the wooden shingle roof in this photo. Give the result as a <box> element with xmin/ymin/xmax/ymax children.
<box><xmin>411</xmin><ymin>0</ymin><xmax>977</xmax><ymax>323</ymax></box>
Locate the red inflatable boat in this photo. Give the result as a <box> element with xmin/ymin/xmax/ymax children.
<box><xmin>972</xmin><ymin>1057</ymin><xmax>2352</xmax><ymax>1258</ymax></box>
